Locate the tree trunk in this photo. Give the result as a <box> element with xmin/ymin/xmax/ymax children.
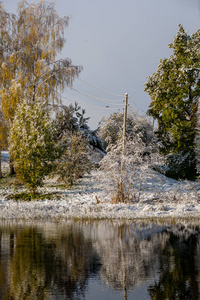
<box><xmin>9</xmin><ymin>159</ymin><xmax>15</xmax><ymax>176</ymax></box>
<box><xmin>0</xmin><ymin>150</ymin><xmax>2</xmax><ymax>179</ymax></box>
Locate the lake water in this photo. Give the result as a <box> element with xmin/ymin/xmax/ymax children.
<box><xmin>0</xmin><ymin>219</ymin><xmax>200</xmax><ymax>300</ymax></box>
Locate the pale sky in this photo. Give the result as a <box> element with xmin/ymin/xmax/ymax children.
<box><xmin>3</xmin><ymin>0</ymin><xmax>200</xmax><ymax>128</ymax></box>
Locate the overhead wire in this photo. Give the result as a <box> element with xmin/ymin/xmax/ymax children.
<box><xmin>0</xmin><ymin>61</ymin><xmax>145</xmax><ymax>115</ymax></box>
<box><xmin>3</xmin><ymin>23</ymin><xmax>123</xmax><ymax>108</ymax></box>
<box><xmin>2</xmin><ymin>14</ymin><xmax>133</xmax><ymax>115</ymax></box>
<box><xmin>70</xmin><ymin>87</ymin><xmax>123</xmax><ymax>104</ymax></box>
<box><xmin>128</xmin><ymin>96</ymin><xmax>147</xmax><ymax>114</ymax></box>
<box><xmin>77</xmin><ymin>78</ymin><xmax>147</xmax><ymax>114</ymax></box>
<box><xmin>78</xmin><ymin>78</ymin><xmax>124</xmax><ymax>97</ymax></box>
<box><xmin>55</xmin><ymin>91</ymin><xmax>123</xmax><ymax>111</ymax></box>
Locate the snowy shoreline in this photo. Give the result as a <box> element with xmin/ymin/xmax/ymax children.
<box><xmin>1</xmin><ymin>167</ymin><xmax>200</xmax><ymax>221</ymax></box>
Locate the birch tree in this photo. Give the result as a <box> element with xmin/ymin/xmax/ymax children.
<box><xmin>0</xmin><ymin>0</ymin><xmax>81</xmax><ymax>118</ymax></box>
<box><xmin>0</xmin><ymin>0</ymin><xmax>81</xmax><ymax>175</ymax></box>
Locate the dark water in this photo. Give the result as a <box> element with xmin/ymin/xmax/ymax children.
<box><xmin>0</xmin><ymin>220</ymin><xmax>200</xmax><ymax>300</ymax></box>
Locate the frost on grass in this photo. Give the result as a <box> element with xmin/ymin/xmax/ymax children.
<box><xmin>1</xmin><ymin>161</ymin><xmax>200</xmax><ymax>220</ymax></box>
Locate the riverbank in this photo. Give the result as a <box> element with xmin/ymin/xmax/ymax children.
<box><xmin>1</xmin><ymin>163</ymin><xmax>200</xmax><ymax>220</ymax></box>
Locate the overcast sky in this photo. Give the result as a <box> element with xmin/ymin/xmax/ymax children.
<box><xmin>3</xmin><ymin>0</ymin><xmax>200</xmax><ymax>128</ymax></box>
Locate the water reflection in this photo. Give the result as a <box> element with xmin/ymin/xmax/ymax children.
<box><xmin>1</xmin><ymin>223</ymin><xmax>102</xmax><ymax>300</ymax></box>
<box><xmin>0</xmin><ymin>220</ymin><xmax>200</xmax><ymax>299</ymax></box>
<box><xmin>148</xmin><ymin>225</ymin><xmax>200</xmax><ymax>300</ymax></box>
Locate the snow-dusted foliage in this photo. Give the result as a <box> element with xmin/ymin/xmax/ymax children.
<box><xmin>0</xmin><ymin>1</ymin><xmax>82</xmax><ymax>176</ymax></box>
<box><xmin>100</xmin><ymin>133</ymin><xmax>161</xmax><ymax>203</ymax></box>
<box><xmin>195</xmin><ymin>98</ymin><xmax>200</xmax><ymax>176</ymax></box>
<box><xmin>98</xmin><ymin>110</ymin><xmax>155</xmax><ymax>151</ymax></box>
<box><xmin>0</xmin><ymin>1</ymin><xmax>81</xmax><ymax>119</ymax></box>
<box><xmin>80</xmin><ymin>127</ymin><xmax>105</xmax><ymax>153</ymax></box>
<box><xmin>98</xmin><ymin>112</ymin><xmax>125</xmax><ymax>147</ymax></box>
<box><xmin>55</xmin><ymin>102</ymin><xmax>105</xmax><ymax>153</ymax></box>
<box><xmin>144</xmin><ymin>24</ymin><xmax>200</xmax><ymax>179</ymax></box>
<box><xmin>165</xmin><ymin>151</ymin><xmax>196</xmax><ymax>180</ymax></box>
<box><xmin>9</xmin><ymin>98</ymin><xmax>61</xmax><ymax>194</ymax></box>
<box><xmin>56</xmin><ymin>132</ymin><xmax>92</xmax><ymax>186</ymax></box>
<box><xmin>99</xmin><ymin>112</ymin><xmax>161</xmax><ymax>202</ymax></box>
<box><xmin>55</xmin><ymin>103</ymin><xmax>89</xmax><ymax>138</ymax></box>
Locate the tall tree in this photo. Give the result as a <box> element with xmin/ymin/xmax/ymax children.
<box><xmin>0</xmin><ymin>0</ymin><xmax>81</xmax><ymax>175</ymax></box>
<box><xmin>144</xmin><ymin>25</ymin><xmax>200</xmax><ymax>179</ymax></box>
<box><xmin>0</xmin><ymin>0</ymin><xmax>81</xmax><ymax>121</ymax></box>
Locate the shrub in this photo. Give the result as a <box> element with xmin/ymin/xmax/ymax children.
<box><xmin>9</xmin><ymin>98</ymin><xmax>61</xmax><ymax>195</ymax></box>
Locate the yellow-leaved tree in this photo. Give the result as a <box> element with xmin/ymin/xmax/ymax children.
<box><xmin>0</xmin><ymin>0</ymin><xmax>82</xmax><ymax>174</ymax></box>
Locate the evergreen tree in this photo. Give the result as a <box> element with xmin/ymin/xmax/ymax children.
<box><xmin>55</xmin><ymin>103</ymin><xmax>90</xmax><ymax>139</ymax></box>
<box><xmin>144</xmin><ymin>25</ymin><xmax>200</xmax><ymax>179</ymax></box>
<box><xmin>9</xmin><ymin>98</ymin><xmax>61</xmax><ymax>195</ymax></box>
<box><xmin>55</xmin><ymin>103</ymin><xmax>105</xmax><ymax>153</ymax></box>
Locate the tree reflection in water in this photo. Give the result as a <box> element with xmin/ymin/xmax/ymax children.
<box><xmin>0</xmin><ymin>223</ymin><xmax>100</xmax><ymax>299</ymax></box>
<box><xmin>148</xmin><ymin>225</ymin><xmax>200</xmax><ymax>300</ymax></box>
<box><xmin>0</xmin><ymin>221</ymin><xmax>200</xmax><ymax>299</ymax></box>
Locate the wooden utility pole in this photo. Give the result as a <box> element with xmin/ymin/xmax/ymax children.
<box><xmin>122</xmin><ymin>93</ymin><xmax>128</xmax><ymax>155</ymax></box>
<box><xmin>120</xmin><ymin>93</ymin><xmax>128</xmax><ymax>201</ymax></box>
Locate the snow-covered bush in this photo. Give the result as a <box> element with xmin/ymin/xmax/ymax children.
<box><xmin>98</xmin><ymin>110</ymin><xmax>155</xmax><ymax>151</ymax></box>
<box><xmin>195</xmin><ymin>97</ymin><xmax>200</xmax><ymax>177</ymax></box>
<box><xmin>9</xmin><ymin>98</ymin><xmax>61</xmax><ymax>195</ymax></box>
<box><xmin>56</xmin><ymin>132</ymin><xmax>92</xmax><ymax>186</ymax></box>
<box><xmin>100</xmin><ymin>131</ymin><xmax>160</xmax><ymax>203</ymax></box>
<box><xmin>99</xmin><ymin>112</ymin><xmax>162</xmax><ymax>202</ymax></box>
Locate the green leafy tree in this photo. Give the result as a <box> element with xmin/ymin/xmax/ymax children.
<box><xmin>9</xmin><ymin>98</ymin><xmax>61</xmax><ymax>195</ymax></box>
<box><xmin>144</xmin><ymin>24</ymin><xmax>200</xmax><ymax>179</ymax></box>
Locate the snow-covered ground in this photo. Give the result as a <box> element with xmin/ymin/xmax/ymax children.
<box><xmin>1</xmin><ymin>153</ymin><xmax>200</xmax><ymax>220</ymax></box>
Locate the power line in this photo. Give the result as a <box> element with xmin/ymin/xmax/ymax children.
<box><xmin>2</xmin><ymin>13</ymin><xmax>124</xmax><ymax>112</ymax></box>
<box><xmin>128</xmin><ymin>96</ymin><xmax>147</xmax><ymax>114</ymax></box>
<box><xmin>71</xmin><ymin>87</ymin><xmax>122</xmax><ymax>104</ymax></box>
<box><xmin>55</xmin><ymin>91</ymin><xmax>123</xmax><ymax>110</ymax></box>
<box><xmin>78</xmin><ymin>78</ymin><xmax>124</xmax><ymax>97</ymax></box>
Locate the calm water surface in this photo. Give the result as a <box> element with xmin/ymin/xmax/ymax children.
<box><xmin>0</xmin><ymin>219</ymin><xmax>200</xmax><ymax>300</ymax></box>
